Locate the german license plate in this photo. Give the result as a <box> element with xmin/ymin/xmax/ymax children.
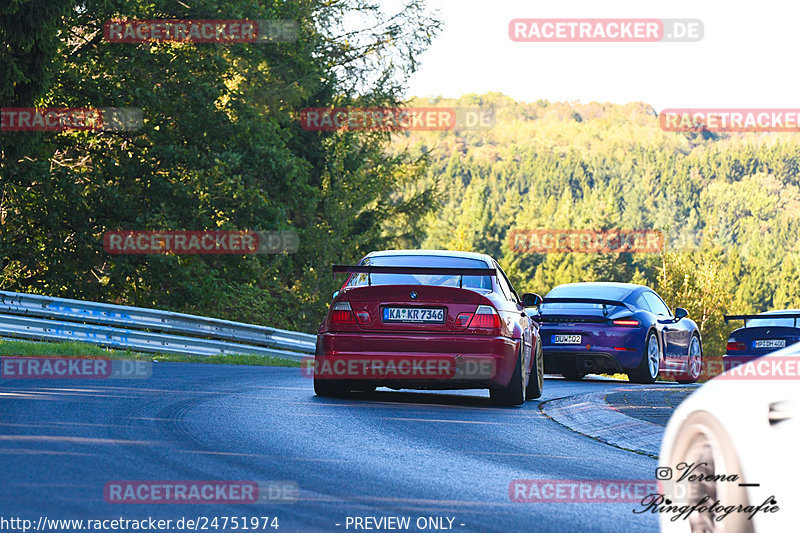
<box><xmin>552</xmin><ymin>334</ymin><xmax>582</xmax><ymax>344</ymax></box>
<box><xmin>754</xmin><ymin>339</ymin><xmax>786</xmax><ymax>349</ymax></box>
<box><xmin>383</xmin><ymin>307</ymin><xmax>445</xmax><ymax>324</ymax></box>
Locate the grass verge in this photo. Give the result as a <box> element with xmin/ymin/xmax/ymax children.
<box><xmin>0</xmin><ymin>340</ymin><xmax>302</xmax><ymax>367</ymax></box>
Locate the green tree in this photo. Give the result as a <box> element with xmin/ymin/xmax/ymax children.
<box><xmin>1</xmin><ymin>0</ymin><xmax>442</xmax><ymax>332</ymax></box>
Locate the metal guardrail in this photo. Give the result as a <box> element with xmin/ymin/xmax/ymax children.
<box><xmin>0</xmin><ymin>290</ymin><xmax>316</xmax><ymax>361</ymax></box>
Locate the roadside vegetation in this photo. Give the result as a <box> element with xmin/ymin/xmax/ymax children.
<box><xmin>0</xmin><ymin>340</ymin><xmax>301</xmax><ymax>367</ymax></box>
<box><xmin>1</xmin><ymin>0</ymin><xmax>442</xmax><ymax>333</ymax></box>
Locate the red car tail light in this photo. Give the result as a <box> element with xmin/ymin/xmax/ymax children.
<box><xmin>455</xmin><ymin>312</ymin><xmax>473</xmax><ymax>328</ymax></box>
<box><xmin>727</xmin><ymin>341</ymin><xmax>746</xmax><ymax>351</ymax></box>
<box><xmin>469</xmin><ymin>305</ymin><xmax>502</xmax><ymax>331</ymax></box>
<box><xmin>355</xmin><ymin>310</ymin><xmax>371</xmax><ymax>324</ymax></box>
<box><xmin>330</xmin><ymin>301</ymin><xmax>357</xmax><ymax>324</ymax></box>
<box><xmin>612</xmin><ymin>319</ymin><xmax>640</xmax><ymax>326</ymax></box>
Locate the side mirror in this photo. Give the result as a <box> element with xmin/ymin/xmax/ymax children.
<box><xmin>332</xmin><ymin>290</ymin><xmax>340</xmax><ymax>300</ymax></box>
<box><xmin>522</xmin><ymin>293</ymin><xmax>543</xmax><ymax>307</ymax></box>
<box><xmin>674</xmin><ymin>307</ymin><xmax>688</xmax><ymax>320</ymax></box>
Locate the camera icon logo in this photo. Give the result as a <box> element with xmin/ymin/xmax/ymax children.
<box><xmin>655</xmin><ymin>467</ymin><xmax>673</xmax><ymax>480</ymax></box>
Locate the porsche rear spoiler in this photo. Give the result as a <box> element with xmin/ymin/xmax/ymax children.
<box><xmin>332</xmin><ymin>264</ymin><xmax>496</xmax><ymax>288</ymax></box>
<box><xmin>536</xmin><ymin>297</ymin><xmax>634</xmax><ymax>320</ymax></box>
<box><xmin>724</xmin><ymin>313</ymin><xmax>800</xmax><ymax>326</ymax></box>
<box><xmin>542</xmin><ymin>297</ymin><xmax>632</xmax><ymax>309</ymax></box>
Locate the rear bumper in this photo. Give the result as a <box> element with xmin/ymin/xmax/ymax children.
<box><xmin>316</xmin><ymin>332</ymin><xmax>518</xmax><ymax>388</ymax></box>
<box><xmin>540</xmin><ymin>325</ymin><xmax>644</xmax><ymax>373</ymax></box>
<box><xmin>722</xmin><ymin>354</ymin><xmax>761</xmax><ymax>365</ymax></box>
<box><xmin>543</xmin><ymin>348</ymin><xmax>626</xmax><ymax>375</ymax></box>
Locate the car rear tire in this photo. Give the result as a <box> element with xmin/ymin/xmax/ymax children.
<box><xmin>351</xmin><ymin>385</ymin><xmax>377</xmax><ymax>393</ymax></box>
<box><xmin>561</xmin><ymin>367</ymin><xmax>586</xmax><ymax>381</ymax></box>
<box><xmin>314</xmin><ymin>377</ymin><xmax>348</xmax><ymax>397</ymax></box>
<box><xmin>490</xmin><ymin>342</ymin><xmax>526</xmax><ymax>406</ymax></box>
<box><xmin>676</xmin><ymin>334</ymin><xmax>703</xmax><ymax>384</ymax></box>
<box><xmin>526</xmin><ymin>339</ymin><xmax>544</xmax><ymax>400</ymax></box>
<box><xmin>629</xmin><ymin>330</ymin><xmax>660</xmax><ymax>384</ymax></box>
<box><xmin>313</xmin><ymin>339</ymin><xmax>349</xmax><ymax>397</ymax></box>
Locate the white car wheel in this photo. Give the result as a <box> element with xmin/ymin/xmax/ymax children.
<box><xmin>662</xmin><ymin>411</ymin><xmax>753</xmax><ymax>533</ymax></box>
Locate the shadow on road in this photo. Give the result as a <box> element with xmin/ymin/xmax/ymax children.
<box><xmin>313</xmin><ymin>389</ymin><xmax>498</xmax><ymax>408</ymax></box>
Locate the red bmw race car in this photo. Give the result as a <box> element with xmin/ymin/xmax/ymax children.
<box><xmin>313</xmin><ymin>250</ymin><xmax>544</xmax><ymax>405</ymax></box>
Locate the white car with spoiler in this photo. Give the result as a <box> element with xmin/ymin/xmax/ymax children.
<box><xmin>658</xmin><ymin>342</ymin><xmax>800</xmax><ymax>532</ymax></box>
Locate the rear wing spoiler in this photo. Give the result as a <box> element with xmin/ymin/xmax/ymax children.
<box><xmin>725</xmin><ymin>313</ymin><xmax>800</xmax><ymax>326</ymax></box>
<box><xmin>538</xmin><ymin>297</ymin><xmax>633</xmax><ymax>316</ymax></box>
<box><xmin>332</xmin><ymin>265</ymin><xmax>496</xmax><ymax>276</ymax></box>
<box><xmin>332</xmin><ymin>264</ymin><xmax>496</xmax><ymax>288</ymax></box>
<box><xmin>542</xmin><ymin>297</ymin><xmax>632</xmax><ymax>308</ymax></box>
<box><xmin>534</xmin><ymin>314</ymin><xmax>609</xmax><ymax>323</ymax></box>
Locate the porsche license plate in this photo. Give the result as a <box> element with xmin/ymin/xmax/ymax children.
<box><xmin>383</xmin><ymin>307</ymin><xmax>445</xmax><ymax>324</ymax></box>
<box><xmin>552</xmin><ymin>334</ymin><xmax>582</xmax><ymax>344</ymax></box>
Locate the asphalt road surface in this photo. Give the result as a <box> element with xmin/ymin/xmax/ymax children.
<box><xmin>1</xmin><ymin>363</ymin><xmax>666</xmax><ymax>533</ymax></box>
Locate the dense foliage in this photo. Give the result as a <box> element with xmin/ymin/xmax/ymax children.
<box><xmin>1</xmin><ymin>0</ymin><xmax>441</xmax><ymax>332</ymax></box>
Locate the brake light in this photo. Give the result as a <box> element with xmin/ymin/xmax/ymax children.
<box><xmin>469</xmin><ymin>305</ymin><xmax>502</xmax><ymax>330</ymax></box>
<box><xmin>612</xmin><ymin>319</ymin><xmax>640</xmax><ymax>327</ymax></box>
<box><xmin>330</xmin><ymin>301</ymin><xmax>356</xmax><ymax>324</ymax></box>
<box><xmin>455</xmin><ymin>313</ymin><xmax>473</xmax><ymax>327</ymax></box>
<box><xmin>355</xmin><ymin>310</ymin><xmax>371</xmax><ymax>324</ymax></box>
<box><xmin>727</xmin><ymin>341</ymin><xmax>746</xmax><ymax>351</ymax></box>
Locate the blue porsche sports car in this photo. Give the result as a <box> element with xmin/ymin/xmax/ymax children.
<box><xmin>531</xmin><ymin>282</ymin><xmax>703</xmax><ymax>383</ymax></box>
<box><xmin>724</xmin><ymin>310</ymin><xmax>800</xmax><ymax>367</ymax></box>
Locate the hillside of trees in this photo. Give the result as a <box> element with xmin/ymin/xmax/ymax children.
<box><xmin>390</xmin><ymin>93</ymin><xmax>800</xmax><ymax>357</ymax></box>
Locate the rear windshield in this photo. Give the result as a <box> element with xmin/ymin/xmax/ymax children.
<box><xmin>541</xmin><ymin>302</ymin><xmax>622</xmax><ymax>311</ymax></box>
<box><xmin>546</xmin><ymin>285</ymin><xmax>632</xmax><ymax>300</ymax></box>
<box><xmin>346</xmin><ymin>255</ymin><xmax>493</xmax><ymax>290</ymax></box>
<box><xmin>746</xmin><ymin>316</ymin><xmax>798</xmax><ymax>328</ymax></box>
<box><xmin>542</xmin><ymin>284</ymin><xmax>631</xmax><ymax>311</ymax></box>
